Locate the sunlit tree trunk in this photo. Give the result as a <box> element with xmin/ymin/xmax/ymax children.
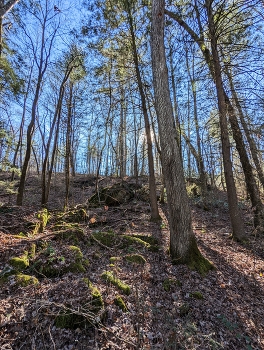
<box><xmin>17</xmin><ymin>1</ymin><xmax>57</xmax><ymax>205</ymax></box>
<box><xmin>151</xmin><ymin>0</ymin><xmax>212</xmax><ymax>273</ymax></box>
<box><xmin>206</xmin><ymin>0</ymin><xmax>245</xmax><ymax>240</ymax></box>
<box><xmin>125</xmin><ymin>0</ymin><xmax>160</xmax><ymax>220</ymax></box>
<box><xmin>65</xmin><ymin>81</ymin><xmax>73</xmax><ymax>208</ymax></box>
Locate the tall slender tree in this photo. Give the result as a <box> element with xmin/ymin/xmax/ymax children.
<box><xmin>151</xmin><ymin>0</ymin><xmax>212</xmax><ymax>273</ymax></box>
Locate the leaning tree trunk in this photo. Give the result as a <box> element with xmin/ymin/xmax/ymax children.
<box><xmin>164</xmin><ymin>6</ymin><xmax>264</xmax><ymax>230</ymax></box>
<box><xmin>151</xmin><ymin>0</ymin><xmax>213</xmax><ymax>274</ymax></box>
<box><xmin>225</xmin><ymin>65</ymin><xmax>264</xmax><ymax>190</ymax></box>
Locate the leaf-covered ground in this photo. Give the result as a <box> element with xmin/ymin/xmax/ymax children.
<box><xmin>0</xmin><ymin>174</ymin><xmax>263</xmax><ymax>350</ymax></box>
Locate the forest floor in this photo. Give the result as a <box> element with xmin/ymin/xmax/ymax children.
<box><xmin>0</xmin><ymin>173</ymin><xmax>264</xmax><ymax>350</ymax></box>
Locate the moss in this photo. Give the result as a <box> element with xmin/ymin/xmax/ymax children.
<box><xmin>9</xmin><ymin>255</ymin><xmax>29</xmax><ymax>271</ymax></box>
<box><xmin>186</xmin><ymin>184</ymin><xmax>201</xmax><ymax>198</ymax></box>
<box><xmin>0</xmin><ymin>267</ymin><xmax>16</xmax><ymax>285</ymax></box>
<box><xmin>29</xmin><ymin>243</ymin><xmax>36</xmax><ymax>258</ymax></box>
<box><xmin>91</xmin><ymin>287</ymin><xmax>104</xmax><ymax>310</ymax></box>
<box><xmin>179</xmin><ymin>303</ymin><xmax>190</xmax><ymax>316</ymax></box>
<box><xmin>190</xmin><ymin>291</ymin><xmax>203</xmax><ymax>299</ymax></box>
<box><xmin>83</xmin><ymin>259</ymin><xmax>90</xmax><ymax>267</ymax></box>
<box><xmin>91</xmin><ymin>231</ymin><xmax>116</xmax><ymax>247</ymax></box>
<box><xmin>92</xmin><ymin>231</ymin><xmax>152</xmax><ymax>251</ymax></box>
<box><xmin>101</xmin><ymin>271</ymin><xmax>131</xmax><ymax>295</ymax></box>
<box><xmin>62</xmin><ymin>208</ymin><xmax>88</xmax><ymax>223</ymax></box>
<box><xmin>131</xmin><ymin>234</ymin><xmax>160</xmax><ymax>251</ymax></box>
<box><xmin>176</xmin><ymin>280</ymin><xmax>182</xmax><ymax>287</ymax></box>
<box><xmin>114</xmin><ymin>295</ymin><xmax>128</xmax><ymax>312</ymax></box>
<box><xmin>109</xmin><ymin>256</ymin><xmax>122</xmax><ymax>263</ymax></box>
<box><xmin>31</xmin><ymin>209</ymin><xmax>50</xmax><ymax>235</ymax></box>
<box><xmin>83</xmin><ymin>277</ymin><xmax>93</xmax><ymax>288</ymax></box>
<box><xmin>121</xmin><ymin>235</ymin><xmax>150</xmax><ymax>249</ymax></box>
<box><xmin>171</xmin><ymin>236</ymin><xmax>215</xmax><ymax>276</ymax></box>
<box><xmin>163</xmin><ymin>278</ymin><xmax>182</xmax><ymax>291</ymax></box>
<box><xmin>68</xmin><ymin>245</ymin><xmax>83</xmax><ymax>260</ymax></box>
<box><xmin>83</xmin><ymin>278</ymin><xmax>104</xmax><ymax>311</ymax></box>
<box><xmin>163</xmin><ymin>278</ymin><xmax>175</xmax><ymax>292</ymax></box>
<box><xmin>55</xmin><ymin>309</ymin><xmax>86</xmax><ymax>329</ymax></box>
<box><xmin>15</xmin><ymin>273</ymin><xmax>39</xmax><ymax>287</ymax></box>
<box><xmin>68</xmin><ymin>262</ymin><xmax>86</xmax><ymax>273</ymax></box>
<box><xmin>125</xmin><ymin>254</ymin><xmax>146</xmax><ymax>264</ymax></box>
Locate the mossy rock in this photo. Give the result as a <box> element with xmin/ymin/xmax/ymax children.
<box><xmin>101</xmin><ymin>271</ymin><xmax>131</xmax><ymax>295</ymax></box>
<box><xmin>114</xmin><ymin>295</ymin><xmax>128</xmax><ymax>312</ymax></box>
<box><xmin>50</xmin><ymin>222</ymin><xmax>85</xmax><ymax>245</ymax></box>
<box><xmin>82</xmin><ymin>278</ymin><xmax>104</xmax><ymax>311</ymax></box>
<box><xmin>88</xmin><ymin>182</ymin><xmax>136</xmax><ymax>207</ymax></box>
<box><xmin>120</xmin><ymin>235</ymin><xmax>150</xmax><ymax>250</ymax></box>
<box><xmin>68</xmin><ymin>245</ymin><xmax>83</xmax><ymax>260</ymax></box>
<box><xmin>186</xmin><ymin>183</ymin><xmax>201</xmax><ymax>198</ymax></box>
<box><xmin>91</xmin><ymin>231</ymin><xmax>154</xmax><ymax>252</ymax></box>
<box><xmin>61</xmin><ymin>208</ymin><xmax>88</xmax><ymax>223</ymax></box>
<box><xmin>125</xmin><ymin>254</ymin><xmax>146</xmax><ymax>264</ymax></box>
<box><xmin>15</xmin><ymin>273</ymin><xmax>39</xmax><ymax>287</ymax></box>
<box><xmin>0</xmin><ymin>267</ymin><xmax>16</xmax><ymax>285</ymax></box>
<box><xmin>190</xmin><ymin>291</ymin><xmax>203</xmax><ymax>299</ymax></box>
<box><xmin>55</xmin><ymin>309</ymin><xmax>87</xmax><ymax>329</ymax></box>
<box><xmin>9</xmin><ymin>255</ymin><xmax>29</xmax><ymax>271</ymax></box>
<box><xmin>132</xmin><ymin>234</ymin><xmax>160</xmax><ymax>252</ymax></box>
<box><xmin>91</xmin><ymin>231</ymin><xmax>116</xmax><ymax>247</ymax></box>
<box><xmin>30</xmin><ymin>209</ymin><xmax>50</xmax><ymax>235</ymax></box>
<box><xmin>33</xmin><ymin>245</ymin><xmax>87</xmax><ymax>277</ymax></box>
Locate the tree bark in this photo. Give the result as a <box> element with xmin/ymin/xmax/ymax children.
<box><xmin>65</xmin><ymin>81</ymin><xmax>73</xmax><ymax>208</ymax></box>
<box><xmin>125</xmin><ymin>0</ymin><xmax>160</xmax><ymax>221</ymax></box>
<box><xmin>0</xmin><ymin>0</ymin><xmax>19</xmax><ymax>18</ymax></box>
<box><xmin>165</xmin><ymin>5</ymin><xmax>263</xmax><ymax>230</ymax></box>
<box><xmin>151</xmin><ymin>0</ymin><xmax>212</xmax><ymax>273</ymax></box>
<box><xmin>206</xmin><ymin>0</ymin><xmax>245</xmax><ymax>240</ymax></box>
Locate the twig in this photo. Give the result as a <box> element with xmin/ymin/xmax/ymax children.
<box><xmin>48</xmin><ymin>324</ymin><xmax>56</xmax><ymax>350</ymax></box>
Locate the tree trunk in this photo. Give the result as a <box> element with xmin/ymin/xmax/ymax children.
<box><xmin>185</xmin><ymin>47</ymin><xmax>207</xmax><ymax>197</ymax></box>
<box><xmin>125</xmin><ymin>1</ymin><xmax>160</xmax><ymax>221</ymax></box>
<box><xmin>165</xmin><ymin>6</ymin><xmax>263</xmax><ymax>230</ymax></box>
<box><xmin>151</xmin><ymin>0</ymin><xmax>213</xmax><ymax>274</ymax></box>
<box><xmin>206</xmin><ymin>0</ymin><xmax>245</xmax><ymax>240</ymax></box>
<box><xmin>225</xmin><ymin>65</ymin><xmax>264</xmax><ymax>190</ymax></box>
<box><xmin>65</xmin><ymin>81</ymin><xmax>73</xmax><ymax>208</ymax></box>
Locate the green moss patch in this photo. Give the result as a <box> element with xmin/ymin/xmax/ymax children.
<box><xmin>33</xmin><ymin>245</ymin><xmax>87</xmax><ymax>278</ymax></box>
<box><xmin>51</xmin><ymin>222</ymin><xmax>86</xmax><ymax>244</ymax></box>
<box><xmin>125</xmin><ymin>254</ymin><xmax>146</xmax><ymax>264</ymax></box>
<box><xmin>190</xmin><ymin>291</ymin><xmax>203</xmax><ymax>299</ymax></box>
<box><xmin>114</xmin><ymin>295</ymin><xmax>128</xmax><ymax>312</ymax></box>
<box><xmin>172</xmin><ymin>237</ymin><xmax>215</xmax><ymax>276</ymax></box>
<box><xmin>9</xmin><ymin>255</ymin><xmax>29</xmax><ymax>271</ymax></box>
<box><xmin>30</xmin><ymin>209</ymin><xmax>50</xmax><ymax>235</ymax></box>
<box><xmin>15</xmin><ymin>273</ymin><xmax>39</xmax><ymax>287</ymax></box>
<box><xmin>60</xmin><ymin>208</ymin><xmax>88</xmax><ymax>223</ymax></box>
<box><xmin>55</xmin><ymin>309</ymin><xmax>87</xmax><ymax>329</ymax></box>
<box><xmin>91</xmin><ymin>231</ymin><xmax>154</xmax><ymax>252</ymax></box>
<box><xmin>162</xmin><ymin>277</ymin><xmax>182</xmax><ymax>291</ymax></box>
<box><xmin>109</xmin><ymin>256</ymin><xmax>122</xmax><ymax>263</ymax></box>
<box><xmin>91</xmin><ymin>231</ymin><xmax>116</xmax><ymax>247</ymax></box>
<box><xmin>101</xmin><ymin>271</ymin><xmax>131</xmax><ymax>295</ymax></box>
<box><xmin>179</xmin><ymin>303</ymin><xmax>190</xmax><ymax>316</ymax></box>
